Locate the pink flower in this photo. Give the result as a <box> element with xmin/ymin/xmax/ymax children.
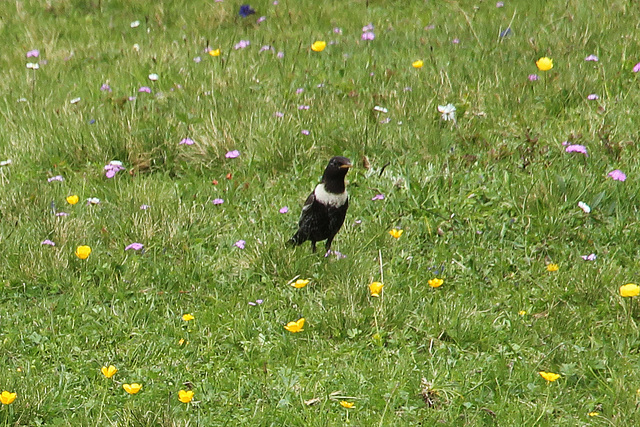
<box><xmin>585</xmin><ymin>55</ymin><xmax>599</xmax><ymax>62</ymax></box>
<box><xmin>298</xmin><ymin>105</ymin><xmax>310</xmax><ymax>110</ymax></box>
<box><xmin>212</xmin><ymin>198</ymin><xmax>224</xmax><ymax>205</ymax></box>
<box><xmin>361</xmin><ymin>32</ymin><xmax>375</xmax><ymax>41</ymax></box>
<box><xmin>528</xmin><ymin>74</ymin><xmax>539</xmax><ymax>81</ymax></box>
<box><xmin>41</xmin><ymin>239</ymin><xmax>55</xmax><ymax>246</ymax></box>
<box><xmin>179</xmin><ymin>138</ymin><xmax>195</xmax><ymax>145</ymax></box>
<box><xmin>48</xmin><ymin>175</ymin><xmax>64</xmax><ymax>182</ymax></box>
<box><xmin>452</xmin><ymin>38</ymin><xmax>460</xmax><ymax>44</ymax></box>
<box><xmin>333</xmin><ymin>27</ymin><xmax>342</xmax><ymax>34</ymax></box>
<box><xmin>104</xmin><ymin>161</ymin><xmax>125</xmax><ymax>178</ymax></box>
<box><xmin>565</xmin><ymin>144</ymin><xmax>588</xmax><ymax>156</ymax></box>
<box><xmin>140</xmin><ymin>204</ymin><xmax>150</xmax><ymax>210</ymax></box>
<box><xmin>225</xmin><ymin>150</ymin><xmax>240</xmax><ymax>158</ymax></box>
<box><xmin>100</xmin><ymin>83</ymin><xmax>112</xmax><ymax>92</ymax></box>
<box><xmin>371</xmin><ymin>194</ymin><xmax>385</xmax><ymax>201</ymax></box>
<box><xmin>234</xmin><ymin>40</ymin><xmax>250</xmax><ymax>50</ymax></box>
<box><xmin>259</xmin><ymin>45</ymin><xmax>273</xmax><ymax>53</ymax></box>
<box><xmin>274</xmin><ymin>111</ymin><xmax>284</xmax><ymax>118</ymax></box>
<box><xmin>279</xmin><ymin>206</ymin><xmax>289</xmax><ymax>214</ymax></box>
<box><xmin>633</xmin><ymin>62</ymin><xmax>640</xmax><ymax>73</ymax></box>
<box><xmin>296</xmin><ymin>88</ymin><xmax>304</xmax><ymax>94</ymax></box>
<box><xmin>587</xmin><ymin>94</ymin><xmax>599</xmax><ymax>100</ymax></box>
<box><xmin>26</xmin><ymin>49</ymin><xmax>40</xmax><ymax>58</ymax></box>
<box><xmin>301</xmin><ymin>130</ymin><xmax>310</xmax><ymax>135</ymax></box>
<box><xmin>277</xmin><ymin>51</ymin><xmax>284</xmax><ymax>58</ymax></box>
<box><xmin>193</xmin><ymin>56</ymin><xmax>202</xmax><ymax>63</ymax></box>
<box><xmin>56</xmin><ymin>212</ymin><xmax>69</xmax><ymax>217</ymax></box>
<box><xmin>138</xmin><ymin>86</ymin><xmax>151</xmax><ymax>93</ymax></box>
<box><xmin>581</xmin><ymin>254</ymin><xmax>597</xmax><ymax>261</ymax></box>
<box><xmin>234</xmin><ymin>240</ymin><xmax>246</xmax><ymax>249</ymax></box>
<box><xmin>362</xmin><ymin>23</ymin><xmax>374</xmax><ymax>32</ymax></box>
<box><xmin>496</xmin><ymin>1</ymin><xmax>504</xmax><ymax>7</ymax></box>
<box><xmin>608</xmin><ymin>169</ymin><xmax>626</xmax><ymax>181</ymax></box>
<box><xmin>125</xmin><ymin>243</ymin><xmax>144</xmax><ymax>251</ymax></box>
<box><xmin>257</xmin><ymin>16</ymin><xmax>266</xmax><ymax>24</ymax></box>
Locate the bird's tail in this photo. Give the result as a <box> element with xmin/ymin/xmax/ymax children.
<box><xmin>288</xmin><ymin>231</ymin><xmax>305</xmax><ymax>247</ymax></box>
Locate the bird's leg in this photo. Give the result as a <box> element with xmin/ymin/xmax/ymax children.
<box><xmin>311</xmin><ymin>241</ymin><xmax>317</xmax><ymax>253</ymax></box>
<box><xmin>325</xmin><ymin>237</ymin><xmax>334</xmax><ymax>252</ymax></box>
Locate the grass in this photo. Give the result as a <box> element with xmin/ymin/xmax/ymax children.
<box><xmin>2</xmin><ymin>0</ymin><xmax>640</xmax><ymax>424</ymax></box>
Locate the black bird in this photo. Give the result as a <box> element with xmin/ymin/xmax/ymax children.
<box><xmin>289</xmin><ymin>156</ymin><xmax>352</xmax><ymax>253</ymax></box>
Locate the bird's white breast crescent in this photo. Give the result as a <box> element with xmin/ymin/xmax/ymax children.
<box><xmin>314</xmin><ymin>183</ymin><xmax>348</xmax><ymax>207</ymax></box>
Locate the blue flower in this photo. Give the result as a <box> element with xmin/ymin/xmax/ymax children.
<box><xmin>239</xmin><ymin>4</ymin><xmax>255</xmax><ymax>17</ymax></box>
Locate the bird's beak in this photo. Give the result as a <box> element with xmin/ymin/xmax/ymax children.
<box><xmin>340</xmin><ymin>164</ymin><xmax>353</xmax><ymax>169</ymax></box>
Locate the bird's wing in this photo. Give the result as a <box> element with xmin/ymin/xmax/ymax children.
<box><xmin>301</xmin><ymin>191</ymin><xmax>316</xmax><ymax>213</ymax></box>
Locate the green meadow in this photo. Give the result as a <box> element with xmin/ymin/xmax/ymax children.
<box><xmin>2</xmin><ymin>0</ymin><xmax>640</xmax><ymax>425</ymax></box>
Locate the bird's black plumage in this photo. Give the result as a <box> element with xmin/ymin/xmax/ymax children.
<box><xmin>289</xmin><ymin>156</ymin><xmax>352</xmax><ymax>253</ymax></box>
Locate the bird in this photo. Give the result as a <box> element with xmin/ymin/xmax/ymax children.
<box><xmin>289</xmin><ymin>156</ymin><xmax>352</xmax><ymax>253</ymax></box>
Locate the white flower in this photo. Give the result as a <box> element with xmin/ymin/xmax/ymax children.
<box><xmin>130</xmin><ymin>20</ymin><xmax>140</xmax><ymax>28</ymax></box>
<box><xmin>26</xmin><ymin>62</ymin><xmax>39</xmax><ymax>70</ymax></box>
<box><xmin>373</xmin><ymin>105</ymin><xmax>388</xmax><ymax>113</ymax></box>
<box><xmin>0</xmin><ymin>159</ymin><xmax>12</xmax><ymax>166</ymax></box>
<box><xmin>133</xmin><ymin>44</ymin><xmax>140</xmax><ymax>52</ymax></box>
<box><xmin>86</xmin><ymin>197</ymin><xmax>101</xmax><ymax>205</ymax></box>
<box><xmin>578</xmin><ymin>201</ymin><xmax>591</xmax><ymax>213</ymax></box>
<box><xmin>70</xmin><ymin>97</ymin><xmax>81</xmax><ymax>104</ymax></box>
<box><xmin>148</xmin><ymin>73</ymin><xmax>159</xmax><ymax>81</ymax></box>
<box><xmin>437</xmin><ymin>103</ymin><xmax>456</xmax><ymax>121</ymax></box>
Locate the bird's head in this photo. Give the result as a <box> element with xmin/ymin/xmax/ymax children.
<box><xmin>323</xmin><ymin>156</ymin><xmax>352</xmax><ymax>181</ymax></box>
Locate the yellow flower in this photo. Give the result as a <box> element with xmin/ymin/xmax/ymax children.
<box><xmin>538</xmin><ymin>371</ymin><xmax>560</xmax><ymax>382</ymax></box>
<box><xmin>412</xmin><ymin>60</ymin><xmax>424</xmax><ymax>68</ymax></box>
<box><xmin>339</xmin><ymin>401</ymin><xmax>354</xmax><ymax>408</ymax></box>
<box><xmin>178</xmin><ymin>338</ymin><xmax>185</xmax><ymax>346</ymax></box>
<box><xmin>536</xmin><ymin>57</ymin><xmax>553</xmax><ymax>71</ymax></box>
<box><xmin>389</xmin><ymin>229</ymin><xmax>403</xmax><ymax>239</ymax></box>
<box><xmin>620</xmin><ymin>283</ymin><xmax>640</xmax><ymax>297</ymax></box>
<box><xmin>284</xmin><ymin>317</ymin><xmax>305</xmax><ymax>333</ymax></box>
<box><xmin>66</xmin><ymin>195</ymin><xmax>79</xmax><ymax>205</ymax></box>
<box><xmin>123</xmin><ymin>383</ymin><xmax>142</xmax><ymax>394</ymax></box>
<box><xmin>311</xmin><ymin>41</ymin><xmax>326</xmax><ymax>52</ymax></box>
<box><xmin>0</xmin><ymin>391</ymin><xmax>16</xmax><ymax>405</ymax></box>
<box><xmin>428</xmin><ymin>278</ymin><xmax>444</xmax><ymax>288</ymax></box>
<box><xmin>178</xmin><ymin>390</ymin><xmax>194</xmax><ymax>403</ymax></box>
<box><xmin>75</xmin><ymin>245</ymin><xmax>92</xmax><ymax>260</ymax></box>
<box><xmin>101</xmin><ymin>365</ymin><xmax>117</xmax><ymax>378</ymax></box>
<box><xmin>209</xmin><ymin>49</ymin><xmax>221</xmax><ymax>57</ymax></box>
<box><xmin>518</xmin><ymin>310</ymin><xmax>527</xmax><ymax>316</ymax></box>
<box><xmin>292</xmin><ymin>279</ymin><xmax>310</xmax><ymax>289</ymax></box>
<box><xmin>369</xmin><ymin>282</ymin><xmax>383</xmax><ymax>297</ymax></box>
<box><xmin>546</xmin><ymin>263</ymin><xmax>559</xmax><ymax>272</ymax></box>
<box><xmin>588</xmin><ymin>412</ymin><xmax>599</xmax><ymax>417</ymax></box>
<box><xmin>182</xmin><ymin>313</ymin><xmax>195</xmax><ymax>321</ymax></box>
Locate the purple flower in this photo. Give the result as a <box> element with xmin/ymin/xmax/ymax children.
<box><xmin>565</xmin><ymin>144</ymin><xmax>588</xmax><ymax>156</ymax></box>
<box><xmin>234</xmin><ymin>40</ymin><xmax>250</xmax><ymax>50</ymax></box>
<box><xmin>257</xmin><ymin>16</ymin><xmax>266</xmax><ymax>24</ymax></box>
<box><xmin>279</xmin><ymin>206</ymin><xmax>289</xmax><ymax>214</ymax></box>
<box><xmin>499</xmin><ymin>27</ymin><xmax>512</xmax><ymax>38</ymax></box>
<box><xmin>371</xmin><ymin>194</ymin><xmax>385</xmax><ymax>201</ymax></box>
<box><xmin>128</xmin><ymin>96</ymin><xmax>137</xmax><ymax>101</ymax></box>
<box><xmin>274</xmin><ymin>111</ymin><xmax>284</xmax><ymax>118</ymax></box>
<box><xmin>296</xmin><ymin>88</ymin><xmax>304</xmax><ymax>94</ymax></box>
<box><xmin>298</xmin><ymin>105</ymin><xmax>310</xmax><ymax>110</ymax></box>
<box><xmin>48</xmin><ymin>175</ymin><xmax>64</xmax><ymax>182</ymax></box>
<box><xmin>239</xmin><ymin>4</ymin><xmax>255</xmax><ymax>17</ymax></box>
<box><xmin>361</xmin><ymin>32</ymin><xmax>375</xmax><ymax>41</ymax></box>
<box><xmin>633</xmin><ymin>62</ymin><xmax>640</xmax><ymax>73</ymax></box>
<box><xmin>180</xmin><ymin>137</ymin><xmax>195</xmax><ymax>145</ymax></box>
<box><xmin>581</xmin><ymin>253</ymin><xmax>597</xmax><ymax>261</ymax></box>
<box><xmin>100</xmin><ymin>83</ymin><xmax>112</xmax><ymax>92</ymax></box>
<box><xmin>212</xmin><ymin>198</ymin><xmax>224</xmax><ymax>205</ymax></box>
<box><xmin>55</xmin><ymin>212</ymin><xmax>69</xmax><ymax>217</ymax></box>
<box><xmin>194</xmin><ymin>56</ymin><xmax>202</xmax><ymax>63</ymax></box>
<box><xmin>138</xmin><ymin>86</ymin><xmax>152</xmax><ymax>93</ymax></box>
<box><xmin>585</xmin><ymin>54</ymin><xmax>599</xmax><ymax>62</ymax></box>
<box><xmin>125</xmin><ymin>242</ymin><xmax>144</xmax><ymax>251</ymax></box>
<box><xmin>41</xmin><ymin>239</ymin><xmax>55</xmax><ymax>246</ymax></box>
<box><xmin>496</xmin><ymin>1</ymin><xmax>504</xmax><ymax>7</ymax></box>
<box><xmin>528</xmin><ymin>74</ymin><xmax>539</xmax><ymax>81</ymax></box>
<box><xmin>104</xmin><ymin>160</ymin><xmax>125</xmax><ymax>178</ymax></box>
<box><xmin>140</xmin><ymin>204</ymin><xmax>150</xmax><ymax>210</ymax></box>
<box><xmin>225</xmin><ymin>150</ymin><xmax>240</xmax><ymax>158</ymax></box>
<box><xmin>234</xmin><ymin>240</ymin><xmax>246</xmax><ymax>249</ymax></box>
<box><xmin>259</xmin><ymin>45</ymin><xmax>273</xmax><ymax>53</ymax></box>
<box><xmin>301</xmin><ymin>130</ymin><xmax>310</xmax><ymax>135</ymax></box>
<box><xmin>608</xmin><ymin>169</ymin><xmax>626</xmax><ymax>181</ymax></box>
<box><xmin>255</xmin><ymin>299</ymin><xmax>263</xmax><ymax>304</ymax></box>
<box><xmin>333</xmin><ymin>27</ymin><xmax>342</xmax><ymax>34</ymax></box>
<box><xmin>452</xmin><ymin>38</ymin><xmax>460</xmax><ymax>44</ymax></box>
<box><xmin>276</xmin><ymin>51</ymin><xmax>284</xmax><ymax>58</ymax></box>
<box><xmin>362</xmin><ymin>23</ymin><xmax>374</xmax><ymax>32</ymax></box>
<box><xmin>26</xmin><ymin>49</ymin><xmax>40</xmax><ymax>58</ymax></box>
<box><xmin>587</xmin><ymin>94</ymin><xmax>599</xmax><ymax>100</ymax></box>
